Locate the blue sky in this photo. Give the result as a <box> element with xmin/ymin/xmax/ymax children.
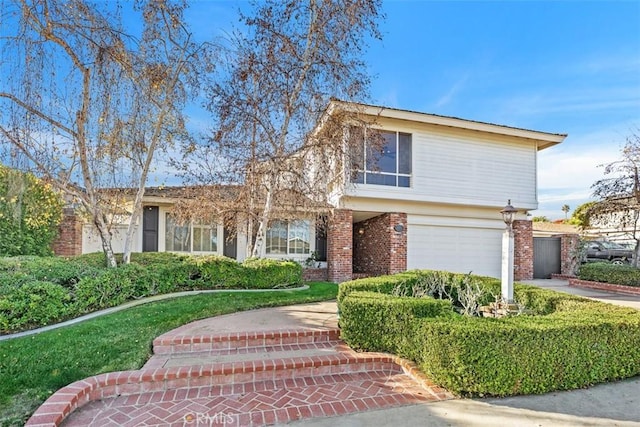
<box><xmin>363</xmin><ymin>0</ymin><xmax>640</xmax><ymax>220</ymax></box>
<box><xmin>4</xmin><ymin>1</ymin><xmax>637</xmax><ymax>219</ymax></box>
<box><xmin>182</xmin><ymin>0</ymin><xmax>639</xmax><ymax>220</ymax></box>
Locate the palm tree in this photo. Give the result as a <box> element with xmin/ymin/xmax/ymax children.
<box><xmin>562</xmin><ymin>204</ymin><xmax>570</xmax><ymax>221</ymax></box>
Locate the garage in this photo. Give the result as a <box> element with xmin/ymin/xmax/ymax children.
<box><xmin>407</xmin><ymin>218</ymin><xmax>503</xmax><ymax>278</ymax></box>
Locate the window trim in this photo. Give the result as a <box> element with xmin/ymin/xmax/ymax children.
<box><xmin>265</xmin><ymin>219</ymin><xmax>313</xmax><ymax>257</ymax></box>
<box><xmin>163</xmin><ymin>212</ymin><xmax>221</xmax><ymax>254</ymax></box>
<box><xmin>351</xmin><ymin>129</ymin><xmax>412</xmax><ymax>188</ymax></box>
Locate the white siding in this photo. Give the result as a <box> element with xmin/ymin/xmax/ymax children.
<box><xmin>413</xmin><ymin>133</ymin><xmax>536</xmax><ymax>204</ymax></box>
<box><xmin>407</xmin><ymin>214</ymin><xmax>503</xmax><ymax>278</ymax></box>
<box><xmin>82</xmin><ymin>224</ymin><xmax>139</xmax><ymax>254</ymax></box>
<box><xmin>345</xmin><ymin>120</ymin><xmax>539</xmax><ymax>210</ymax></box>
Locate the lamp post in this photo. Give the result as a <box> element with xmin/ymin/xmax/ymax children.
<box><xmin>500</xmin><ymin>200</ymin><xmax>518</xmax><ymax>302</ymax></box>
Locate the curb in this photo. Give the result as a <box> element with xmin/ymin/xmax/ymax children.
<box><xmin>568</xmin><ymin>278</ymin><xmax>640</xmax><ymax>296</ymax></box>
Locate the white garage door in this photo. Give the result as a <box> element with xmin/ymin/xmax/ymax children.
<box><xmin>407</xmin><ymin>223</ymin><xmax>502</xmax><ymax>278</ymax></box>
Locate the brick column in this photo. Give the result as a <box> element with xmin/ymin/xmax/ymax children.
<box><xmin>52</xmin><ymin>208</ymin><xmax>83</xmax><ymax>256</ymax></box>
<box><xmin>327</xmin><ymin>209</ymin><xmax>352</xmax><ymax>283</ymax></box>
<box><xmin>513</xmin><ymin>220</ymin><xmax>533</xmax><ymax>280</ymax></box>
<box><xmin>558</xmin><ymin>233</ymin><xmax>580</xmax><ymax>276</ymax></box>
<box><xmin>388</xmin><ymin>213</ymin><xmax>407</xmax><ymax>275</ymax></box>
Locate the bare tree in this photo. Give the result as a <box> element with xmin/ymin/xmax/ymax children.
<box><xmin>176</xmin><ymin>0</ymin><xmax>383</xmax><ymax>258</ymax></box>
<box><xmin>0</xmin><ymin>0</ymin><xmax>211</xmax><ymax>266</ymax></box>
<box><xmin>589</xmin><ymin>132</ymin><xmax>640</xmax><ymax>267</ymax></box>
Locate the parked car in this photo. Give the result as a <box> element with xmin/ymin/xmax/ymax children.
<box><xmin>585</xmin><ymin>241</ymin><xmax>634</xmax><ymax>265</ymax></box>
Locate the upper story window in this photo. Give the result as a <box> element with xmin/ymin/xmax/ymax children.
<box><xmin>165</xmin><ymin>214</ymin><xmax>218</xmax><ymax>253</ymax></box>
<box><xmin>265</xmin><ymin>220</ymin><xmax>311</xmax><ymax>255</ymax></box>
<box><xmin>350</xmin><ymin>128</ymin><xmax>412</xmax><ymax>187</ymax></box>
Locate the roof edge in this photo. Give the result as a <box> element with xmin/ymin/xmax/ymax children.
<box><xmin>329</xmin><ymin>99</ymin><xmax>567</xmax><ymax>150</ymax></box>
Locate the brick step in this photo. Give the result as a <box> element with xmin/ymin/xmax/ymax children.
<box><xmin>28</xmin><ymin>328</ymin><xmax>455</xmax><ymax>426</ymax></box>
<box><xmin>95</xmin><ymin>352</ymin><xmax>405</xmax><ymax>400</ymax></box>
<box><xmin>146</xmin><ymin>340</ymin><xmax>342</xmax><ymax>369</ymax></box>
<box><xmin>61</xmin><ymin>370</ymin><xmax>439</xmax><ymax>426</ymax></box>
<box><xmin>152</xmin><ymin>328</ymin><xmax>340</xmax><ymax>355</ymax></box>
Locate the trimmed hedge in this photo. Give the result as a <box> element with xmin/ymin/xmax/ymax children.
<box><xmin>0</xmin><ymin>253</ymin><xmax>304</xmax><ymax>333</ymax></box>
<box><xmin>0</xmin><ymin>281</ymin><xmax>72</xmax><ymax>331</ymax></box>
<box><xmin>338</xmin><ymin>291</ymin><xmax>454</xmax><ymax>360</ymax></box>
<box><xmin>242</xmin><ymin>258</ymin><xmax>303</xmax><ymax>289</ymax></box>
<box><xmin>338</xmin><ymin>271</ymin><xmax>640</xmax><ymax>397</ymax></box>
<box><xmin>579</xmin><ymin>262</ymin><xmax>640</xmax><ymax>287</ymax></box>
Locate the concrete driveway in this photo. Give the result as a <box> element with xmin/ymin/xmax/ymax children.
<box><xmin>521</xmin><ymin>278</ymin><xmax>640</xmax><ymax>310</ymax></box>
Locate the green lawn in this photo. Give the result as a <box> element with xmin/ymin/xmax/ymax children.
<box><xmin>0</xmin><ymin>282</ymin><xmax>338</xmax><ymax>426</ymax></box>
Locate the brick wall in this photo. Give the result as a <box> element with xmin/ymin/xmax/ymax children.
<box><xmin>513</xmin><ymin>220</ymin><xmax>533</xmax><ymax>280</ymax></box>
<box><xmin>352</xmin><ymin>212</ymin><xmax>407</xmax><ymax>276</ymax></box>
<box><xmin>302</xmin><ymin>268</ymin><xmax>328</xmax><ymax>282</ymax></box>
<box><xmin>327</xmin><ymin>209</ymin><xmax>353</xmax><ymax>283</ymax></box>
<box><xmin>52</xmin><ymin>208</ymin><xmax>83</xmax><ymax>256</ymax></box>
<box><xmin>558</xmin><ymin>233</ymin><xmax>580</xmax><ymax>276</ymax></box>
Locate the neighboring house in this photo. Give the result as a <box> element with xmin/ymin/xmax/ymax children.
<box><xmin>581</xmin><ymin>199</ymin><xmax>640</xmax><ymax>246</ymax></box>
<box><xmin>532</xmin><ymin>222</ymin><xmax>579</xmax><ymax>238</ymax></box>
<box><xmin>54</xmin><ymin>100</ymin><xmax>567</xmax><ymax>282</ymax></box>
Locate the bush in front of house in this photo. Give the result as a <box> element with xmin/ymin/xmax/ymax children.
<box><xmin>0</xmin><ymin>281</ymin><xmax>73</xmax><ymax>331</ymax></box>
<box><xmin>242</xmin><ymin>257</ymin><xmax>303</xmax><ymax>288</ymax></box>
<box><xmin>579</xmin><ymin>262</ymin><xmax>640</xmax><ymax>287</ymax></box>
<box><xmin>0</xmin><ymin>165</ymin><xmax>64</xmax><ymax>257</ymax></box>
<box><xmin>0</xmin><ymin>253</ymin><xmax>304</xmax><ymax>334</ymax></box>
<box><xmin>0</xmin><ymin>255</ymin><xmax>103</xmax><ymax>288</ymax></box>
<box><xmin>74</xmin><ymin>263</ymin><xmax>158</xmax><ymax>312</ymax></box>
<box><xmin>338</xmin><ymin>271</ymin><xmax>640</xmax><ymax>397</ymax></box>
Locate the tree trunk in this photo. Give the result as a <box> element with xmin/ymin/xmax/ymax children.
<box><xmin>245</xmin><ymin>217</ymin><xmax>254</xmax><ymax>259</ymax></box>
<box><xmin>94</xmin><ymin>215</ymin><xmax>117</xmax><ymax>268</ymax></box>
<box><xmin>251</xmin><ymin>186</ymin><xmax>273</xmax><ymax>258</ymax></box>
<box><xmin>121</xmin><ymin>204</ymin><xmax>141</xmax><ymax>265</ymax></box>
<box><xmin>634</xmin><ymin>240</ymin><xmax>640</xmax><ymax>268</ymax></box>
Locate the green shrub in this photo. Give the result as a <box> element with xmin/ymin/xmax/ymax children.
<box><xmin>130</xmin><ymin>251</ymin><xmax>190</xmax><ymax>266</ymax></box>
<box><xmin>66</xmin><ymin>252</ymin><xmax>113</xmax><ymax>269</ymax></box>
<box><xmin>128</xmin><ymin>252</ymin><xmax>199</xmax><ymax>292</ymax></box>
<box><xmin>74</xmin><ymin>264</ymin><xmax>155</xmax><ymax>312</ymax></box>
<box><xmin>242</xmin><ymin>258</ymin><xmax>302</xmax><ymax>288</ymax></box>
<box><xmin>0</xmin><ymin>271</ymin><xmax>30</xmax><ymax>296</ymax></box>
<box><xmin>338</xmin><ymin>271</ymin><xmax>424</xmax><ymax>301</ymax></box>
<box><xmin>338</xmin><ymin>271</ymin><xmax>640</xmax><ymax>397</ymax></box>
<box><xmin>0</xmin><ymin>253</ymin><xmax>304</xmax><ymax>333</ymax></box>
<box><xmin>5</xmin><ymin>256</ymin><xmax>101</xmax><ymax>288</ymax></box>
<box><xmin>339</xmin><ymin>291</ymin><xmax>453</xmax><ymax>360</ymax></box>
<box><xmin>0</xmin><ymin>166</ymin><xmax>63</xmax><ymax>257</ymax></box>
<box><xmin>579</xmin><ymin>263</ymin><xmax>640</xmax><ymax>287</ymax></box>
<box><xmin>512</xmin><ymin>285</ymin><xmax>584</xmax><ymax>315</ymax></box>
<box><xmin>188</xmin><ymin>255</ymin><xmax>244</xmax><ymax>288</ymax></box>
<box><xmin>0</xmin><ymin>281</ymin><xmax>72</xmax><ymax>332</ymax></box>
<box><xmin>415</xmin><ymin>305</ymin><xmax>640</xmax><ymax>396</ymax></box>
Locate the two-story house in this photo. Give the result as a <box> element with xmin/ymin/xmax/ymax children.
<box><xmin>313</xmin><ymin>100</ymin><xmax>566</xmax><ymax>282</ymax></box>
<box><xmin>54</xmin><ymin>100</ymin><xmax>566</xmax><ymax>282</ymax></box>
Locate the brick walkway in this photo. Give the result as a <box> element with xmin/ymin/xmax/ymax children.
<box><xmin>28</xmin><ymin>303</ymin><xmax>453</xmax><ymax>426</ymax></box>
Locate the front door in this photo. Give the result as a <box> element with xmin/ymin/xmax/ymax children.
<box><xmin>142</xmin><ymin>206</ymin><xmax>159</xmax><ymax>252</ymax></box>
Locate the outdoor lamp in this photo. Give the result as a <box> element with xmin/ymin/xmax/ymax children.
<box><xmin>500</xmin><ymin>199</ymin><xmax>518</xmax><ymax>231</ymax></box>
<box><xmin>500</xmin><ymin>199</ymin><xmax>517</xmax><ymax>302</ymax></box>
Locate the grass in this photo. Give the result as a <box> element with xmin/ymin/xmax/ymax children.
<box><xmin>0</xmin><ymin>282</ymin><xmax>338</xmax><ymax>426</ymax></box>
